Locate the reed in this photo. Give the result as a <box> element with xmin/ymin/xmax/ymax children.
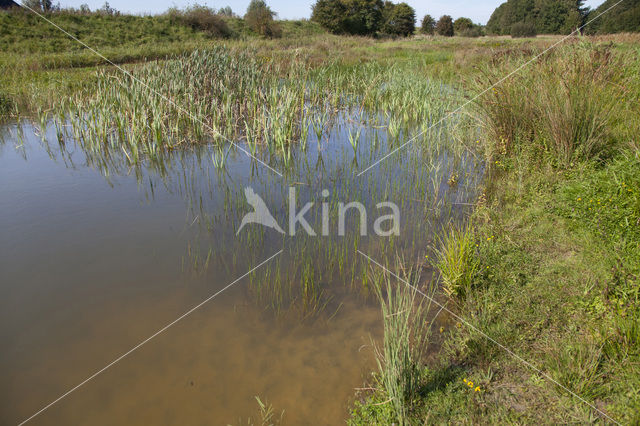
<box><xmin>371</xmin><ymin>261</ymin><xmax>436</xmax><ymax>425</ymax></box>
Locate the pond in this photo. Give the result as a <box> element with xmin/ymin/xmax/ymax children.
<box><xmin>0</xmin><ymin>103</ymin><xmax>482</xmax><ymax>424</ymax></box>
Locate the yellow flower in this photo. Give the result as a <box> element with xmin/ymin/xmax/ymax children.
<box><xmin>474</xmin><ymin>386</ymin><xmax>481</xmax><ymax>392</ymax></box>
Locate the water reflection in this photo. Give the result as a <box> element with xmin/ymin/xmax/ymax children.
<box><xmin>0</xmin><ymin>109</ymin><xmax>483</xmax><ymax>424</ymax></box>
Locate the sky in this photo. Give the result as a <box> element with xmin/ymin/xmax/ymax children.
<box><xmin>58</xmin><ymin>0</ymin><xmax>607</xmax><ymax>25</ymax></box>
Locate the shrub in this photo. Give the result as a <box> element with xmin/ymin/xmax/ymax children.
<box><xmin>168</xmin><ymin>5</ymin><xmax>231</xmax><ymax>38</ymax></box>
<box><xmin>420</xmin><ymin>14</ymin><xmax>435</xmax><ymax>35</ymax></box>
<box><xmin>453</xmin><ymin>17</ymin><xmax>473</xmax><ymax>34</ymax></box>
<box><xmin>244</xmin><ymin>0</ymin><xmax>281</xmax><ymax>38</ymax></box>
<box><xmin>435</xmin><ymin>15</ymin><xmax>454</xmax><ymax>37</ymax></box>
<box><xmin>510</xmin><ymin>21</ymin><xmax>537</xmax><ymax>38</ymax></box>
<box><xmin>459</xmin><ymin>26</ymin><xmax>484</xmax><ymax>37</ymax></box>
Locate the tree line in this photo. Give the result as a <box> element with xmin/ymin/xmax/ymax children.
<box><xmin>487</xmin><ymin>0</ymin><xmax>640</xmax><ymax>36</ymax></box>
<box><xmin>16</xmin><ymin>0</ymin><xmax>638</xmax><ymax>38</ymax></box>
<box><xmin>311</xmin><ymin>0</ymin><xmax>484</xmax><ymax>37</ymax></box>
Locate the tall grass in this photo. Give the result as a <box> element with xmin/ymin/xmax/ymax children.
<box><xmin>371</xmin><ymin>263</ymin><xmax>436</xmax><ymax>425</ymax></box>
<box><xmin>434</xmin><ymin>225</ymin><xmax>478</xmax><ymax>298</ymax></box>
<box><xmin>0</xmin><ymin>91</ymin><xmax>12</xmax><ymax>118</ymax></box>
<box><xmin>59</xmin><ymin>47</ymin><xmax>307</xmax><ymax>163</ymax></box>
<box><xmin>473</xmin><ymin>44</ymin><xmax>628</xmax><ymax>167</ymax></box>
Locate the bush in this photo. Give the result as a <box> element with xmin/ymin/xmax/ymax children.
<box><xmin>435</xmin><ymin>15</ymin><xmax>454</xmax><ymax>37</ymax></box>
<box><xmin>453</xmin><ymin>17</ymin><xmax>473</xmax><ymax>34</ymax></box>
<box><xmin>168</xmin><ymin>5</ymin><xmax>231</xmax><ymax>38</ymax></box>
<box><xmin>420</xmin><ymin>14</ymin><xmax>435</xmax><ymax>35</ymax></box>
<box><xmin>459</xmin><ymin>26</ymin><xmax>484</xmax><ymax>37</ymax></box>
<box><xmin>244</xmin><ymin>0</ymin><xmax>281</xmax><ymax>38</ymax></box>
<box><xmin>510</xmin><ymin>21</ymin><xmax>537</xmax><ymax>38</ymax></box>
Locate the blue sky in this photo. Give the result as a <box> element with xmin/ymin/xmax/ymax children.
<box><xmin>58</xmin><ymin>0</ymin><xmax>607</xmax><ymax>25</ymax></box>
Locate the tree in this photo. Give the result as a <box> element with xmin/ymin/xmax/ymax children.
<box><xmin>343</xmin><ymin>0</ymin><xmax>384</xmax><ymax>35</ymax></box>
<box><xmin>21</xmin><ymin>0</ymin><xmax>53</xmax><ymax>11</ymax></box>
<box><xmin>435</xmin><ymin>15</ymin><xmax>454</xmax><ymax>36</ymax></box>
<box><xmin>487</xmin><ymin>0</ymin><xmax>590</xmax><ymax>35</ymax></box>
<box><xmin>97</xmin><ymin>1</ymin><xmax>117</xmax><ymax>15</ymax></box>
<box><xmin>218</xmin><ymin>6</ymin><xmax>234</xmax><ymax>17</ymax></box>
<box><xmin>453</xmin><ymin>17</ymin><xmax>473</xmax><ymax>34</ymax></box>
<box><xmin>312</xmin><ymin>0</ymin><xmax>383</xmax><ymax>36</ymax></box>
<box><xmin>420</xmin><ymin>14</ymin><xmax>435</xmax><ymax>34</ymax></box>
<box><xmin>311</xmin><ymin>0</ymin><xmax>347</xmax><ymax>34</ymax></box>
<box><xmin>381</xmin><ymin>1</ymin><xmax>415</xmax><ymax>36</ymax></box>
<box><xmin>586</xmin><ymin>0</ymin><xmax>640</xmax><ymax>34</ymax></box>
<box><xmin>244</xmin><ymin>0</ymin><xmax>281</xmax><ymax>38</ymax></box>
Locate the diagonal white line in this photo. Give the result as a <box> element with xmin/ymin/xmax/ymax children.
<box><xmin>18</xmin><ymin>250</ymin><xmax>283</xmax><ymax>426</ymax></box>
<box><xmin>357</xmin><ymin>250</ymin><xmax>620</xmax><ymax>425</ymax></box>
<box><xmin>20</xmin><ymin>4</ymin><xmax>284</xmax><ymax>178</ymax></box>
<box><xmin>356</xmin><ymin>0</ymin><xmax>626</xmax><ymax>177</ymax></box>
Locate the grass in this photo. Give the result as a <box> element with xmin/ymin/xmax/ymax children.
<box><xmin>351</xmin><ymin>38</ymin><xmax>640</xmax><ymax>424</ymax></box>
<box><xmin>472</xmin><ymin>42</ymin><xmax>629</xmax><ymax>167</ymax></box>
<box><xmin>370</xmin><ymin>263</ymin><xmax>435</xmax><ymax>424</ymax></box>
<box><xmin>434</xmin><ymin>225</ymin><xmax>479</xmax><ymax>299</ymax></box>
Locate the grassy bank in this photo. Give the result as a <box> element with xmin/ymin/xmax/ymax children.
<box><xmin>352</xmin><ymin>40</ymin><xmax>640</xmax><ymax>424</ymax></box>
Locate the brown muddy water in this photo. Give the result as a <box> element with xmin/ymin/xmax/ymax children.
<box><xmin>0</xmin><ymin>118</ymin><xmax>481</xmax><ymax>425</ymax></box>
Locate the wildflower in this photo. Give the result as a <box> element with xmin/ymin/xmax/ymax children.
<box><xmin>439</xmin><ymin>326</ymin><xmax>445</xmax><ymax>333</ymax></box>
<box><xmin>474</xmin><ymin>386</ymin><xmax>481</xmax><ymax>392</ymax></box>
<box><xmin>577</xmin><ymin>197</ymin><xmax>582</xmax><ymax>201</ymax></box>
